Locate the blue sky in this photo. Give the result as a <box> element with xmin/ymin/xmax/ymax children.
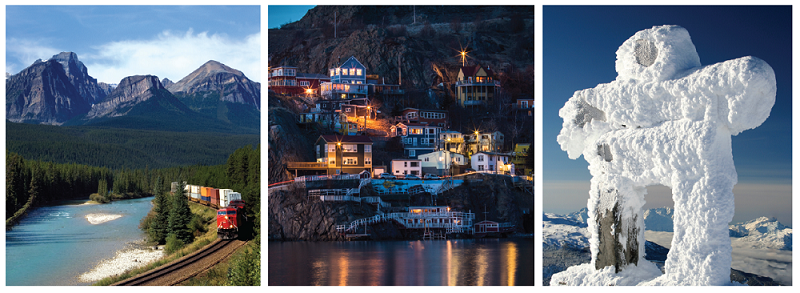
<box><xmin>268</xmin><ymin>5</ymin><xmax>315</xmax><ymax>29</ymax></box>
<box><xmin>543</xmin><ymin>6</ymin><xmax>792</xmax><ymax>224</ymax></box>
<box><xmin>6</xmin><ymin>6</ymin><xmax>261</xmax><ymax>84</ymax></box>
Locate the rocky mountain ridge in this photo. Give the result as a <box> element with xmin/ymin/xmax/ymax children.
<box><xmin>84</xmin><ymin>75</ymin><xmax>167</xmax><ymax>119</ymax></box>
<box><xmin>167</xmin><ymin>60</ymin><xmax>261</xmax><ymax>109</ymax></box>
<box><xmin>6</xmin><ymin>59</ymin><xmax>89</xmax><ymax>125</ymax></box>
<box><xmin>6</xmin><ymin>52</ymin><xmax>260</xmax><ymax>130</ymax></box>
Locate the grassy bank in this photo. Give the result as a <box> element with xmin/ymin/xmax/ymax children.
<box><xmin>93</xmin><ymin>201</ymin><xmax>218</xmax><ymax>286</ymax></box>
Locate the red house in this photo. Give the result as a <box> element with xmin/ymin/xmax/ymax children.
<box><xmin>269</xmin><ymin>66</ymin><xmax>330</xmax><ymax>97</ymax></box>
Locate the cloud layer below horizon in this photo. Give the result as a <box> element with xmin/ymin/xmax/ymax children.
<box><xmin>7</xmin><ymin>29</ymin><xmax>260</xmax><ymax>84</ymax></box>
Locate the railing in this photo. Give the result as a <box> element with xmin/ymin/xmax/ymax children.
<box><xmin>308</xmin><ymin>189</ymin><xmax>350</xmax><ymax>196</ymax></box>
<box><xmin>319</xmin><ymin>195</ymin><xmax>362</xmax><ymax>203</ymax></box>
<box><xmin>269</xmin><ymin>80</ymin><xmax>298</xmax><ymax>86</ymax></box>
<box><xmin>288</xmin><ymin>162</ymin><xmax>328</xmax><ymax>169</ymax></box>
<box><xmin>455</xmin><ymin>80</ymin><xmax>501</xmax><ymax>87</ymax></box>
<box><xmin>337</xmin><ymin>211</ymin><xmax>475</xmax><ymax>234</ymax></box>
<box><xmin>294</xmin><ymin>173</ymin><xmax>361</xmax><ymax>183</ymax></box>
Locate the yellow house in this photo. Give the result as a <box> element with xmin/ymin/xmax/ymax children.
<box><xmin>512</xmin><ymin>143</ymin><xmax>532</xmax><ymax>176</ymax></box>
<box><xmin>455</xmin><ymin>65</ymin><xmax>500</xmax><ymax>106</ymax></box>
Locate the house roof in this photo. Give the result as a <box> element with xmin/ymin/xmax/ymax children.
<box><xmin>336</xmin><ymin>56</ymin><xmax>366</xmax><ymax>70</ymax></box>
<box><xmin>474</xmin><ymin>151</ymin><xmax>511</xmax><ymax>157</ymax></box>
<box><xmin>394</xmin><ymin>122</ymin><xmax>442</xmax><ymax>128</ymax></box>
<box><xmin>459</xmin><ymin>65</ymin><xmax>494</xmax><ymax>77</ymax></box>
<box><xmin>296</xmin><ymin>73</ymin><xmax>330</xmax><ymax>80</ymax></box>
<box><xmin>402</xmin><ymin>107</ymin><xmax>448</xmax><ymax>113</ymax></box>
<box><xmin>319</xmin><ymin>135</ymin><xmax>373</xmax><ymax>144</ymax></box>
<box><xmin>392</xmin><ymin>159</ymin><xmax>421</xmax><ymax>162</ymax></box>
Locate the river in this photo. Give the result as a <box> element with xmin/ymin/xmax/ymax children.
<box><xmin>5</xmin><ymin>196</ymin><xmax>154</xmax><ymax>286</ymax></box>
<box><xmin>268</xmin><ymin>238</ymin><xmax>534</xmax><ymax>286</ymax></box>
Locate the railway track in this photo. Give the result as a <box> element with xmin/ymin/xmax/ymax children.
<box><xmin>113</xmin><ymin>239</ymin><xmax>246</xmax><ymax>286</ymax></box>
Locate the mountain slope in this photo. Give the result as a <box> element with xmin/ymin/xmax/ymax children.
<box><xmin>167</xmin><ymin>60</ymin><xmax>261</xmax><ymax>108</ymax></box>
<box><xmin>6</xmin><ymin>59</ymin><xmax>90</xmax><ymax>125</ymax></box>
<box><xmin>6</xmin><ymin>52</ymin><xmax>111</xmax><ymax>125</ymax></box>
<box><xmin>50</xmin><ymin>52</ymin><xmax>111</xmax><ymax>104</ymax></box>
<box><xmin>65</xmin><ymin>74</ymin><xmax>257</xmax><ymax>134</ymax></box>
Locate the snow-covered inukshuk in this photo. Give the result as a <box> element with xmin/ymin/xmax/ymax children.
<box><xmin>552</xmin><ymin>25</ymin><xmax>776</xmax><ymax>286</ymax></box>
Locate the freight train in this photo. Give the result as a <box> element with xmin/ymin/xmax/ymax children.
<box><xmin>172</xmin><ymin>182</ymin><xmax>246</xmax><ymax>240</ymax></box>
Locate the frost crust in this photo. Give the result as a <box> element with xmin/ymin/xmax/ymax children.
<box><xmin>555</xmin><ymin>25</ymin><xmax>776</xmax><ymax>286</ymax></box>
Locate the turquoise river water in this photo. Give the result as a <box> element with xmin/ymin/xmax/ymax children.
<box><xmin>6</xmin><ymin>196</ymin><xmax>154</xmax><ymax>286</ymax></box>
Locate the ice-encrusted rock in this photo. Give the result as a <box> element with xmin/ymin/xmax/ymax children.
<box><xmin>554</xmin><ymin>25</ymin><xmax>776</xmax><ymax>286</ymax></box>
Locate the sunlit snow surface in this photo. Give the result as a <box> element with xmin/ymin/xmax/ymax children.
<box><xmin>554</xmin><ymin>25</ymin><xmax>776</xmax><ymax>285</ymax></box>
<box><xmin>545</xmin><ymin>209</ymin><xmax>792</xmax><ymax>285</ymax></box>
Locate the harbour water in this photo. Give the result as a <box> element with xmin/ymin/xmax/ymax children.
<box><xmin>5</xmin><ymin>196</ymin><xmax>154</xmax><ymax>285</ymax></box>
<box><xmin>268</xmin><ymin>238</ymin><xmax>534</xmax><ymax>286</ymax></box>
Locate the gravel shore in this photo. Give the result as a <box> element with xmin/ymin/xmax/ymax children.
<box><xmin>85</xmin><ymin>213</ymin><xmax>122</xmax><ymax>224</ymax></box>
<box><xmin>79</xmin><ymin>245</ymin><xmax>164</xmax><ymax>283</ymax></box>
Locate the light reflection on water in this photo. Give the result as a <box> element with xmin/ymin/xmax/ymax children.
<box><xmin>268</xmin><ymin>238</ymin><xmax>533</xmax><ymax>286</ymax></box>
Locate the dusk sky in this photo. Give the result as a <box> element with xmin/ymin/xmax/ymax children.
<box><xmin>543</xmin><ymin>6</ymin><xmax>792</xmax><ymax>224</ymax></box>
<box><xmin>6</xmin><ymin>5</ymin><xmax>261</xmax><ymax>84</ymax></box>
<box><xmin>268</xmin><ymin>5</ymin><xmax>315</xmax><ymax>29</ymax></box>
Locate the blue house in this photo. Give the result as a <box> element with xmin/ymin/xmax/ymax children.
<box><xmin>390</xmin><ymin>122</ymin><xmax>442</xmax><ymax>158</ymax></box>
<box><xmin>321</xmin><ymin>56</ymin><xmax>368</xmax><ymax>99</ymax></box>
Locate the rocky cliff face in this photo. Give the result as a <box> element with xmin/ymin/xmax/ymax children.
<box><xmin>269</xmin><ymin>6</ymin><xmax>533</xmax><ymax>91</ymax></box>
<box><xmin>6</xmin><ymin>52</ymin><xmax>111</xmax><ymax>125</ymax></box>
<box><xmin>268</xmin><ymin>185</ymin><xmax>380</xmax><ymax>241</ymax></box>
<box><xmin>6</xmin><ymin>60</ymin><xmax>90</xmax><ymax>125</ymax></box>
<box><xmin>49</xmin><ymin>52</ymin><xmax>111</xmax><ymax>104</ymax></box>
<box><xmin>85</xmin><ymin>75</ymin><xmax>165</xmax><ymax>119</ymax></box>
<box><xmin>167</xmin><ymin>60</ymin><xmax>261</xmax><ymax>109</ymax></box>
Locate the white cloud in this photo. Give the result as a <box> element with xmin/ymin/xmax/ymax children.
<box><xmin>6</xmin><ymin>38</ymin><xmax>62</xmax><ymax>75</ymax></box>
<box><xmin>83</xmin><ymin>29</ymin><xmax>260</xmax><ymax>84</ymax></box>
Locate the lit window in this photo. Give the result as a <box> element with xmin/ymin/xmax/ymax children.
<box><xmin>336</xmin><ymin>68</ymin><xmax>341</xmax><ymax>75</ymax></box>
<box><xmin>357</xmin><ymin>69</ymin><xmax>362</xmax><ymax>75</ymax></box>
<box><xmin>411</xmin><ymin>128</ymin><xmax>422</xmax><ymax>135</ymax></box>
<box><xmin>349</xmin><ymin>68</ymin><xmax>355</xmax><ymax>75</ymax></box>
<box><xmin>365</xmin><ymin>145</ymin><xmax>372</xmax><ymax>152</ymax></box>
<box><xmin>328</xmin><ymin>145</ymin><xmax>336</xmax><ymax>152</ymax></box>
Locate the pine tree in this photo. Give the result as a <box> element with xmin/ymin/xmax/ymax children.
<box><xmin>167</xmin><ymin>180</ymin><xmax>193</xmax><ymax>243</ymax></box>
<box><xmin>149</xmin><ymin>179</ymin><xmax>171</xmax><ymax>244</ymax></box>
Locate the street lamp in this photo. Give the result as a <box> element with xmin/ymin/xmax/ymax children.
<box><xmin>337</xmin><ymin>142</ymin><xmax>342</xmax><ymax>175</ymax></box>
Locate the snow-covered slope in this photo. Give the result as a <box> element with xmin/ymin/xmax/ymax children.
<box><xmin>542</xmin><ymin>212</ymin><xmax>590</xmax><ymax>248</ymax></box>
<box><xmin>643</xmin><ymin>207</ymin><xmax>674</xmax><ymax>232</ymax></box>
<box><xmin>729</xmin><ymin>217</ymin><xmax>792</xmax><ymax>250</ymax></box>
<box><xmin>546</xmin><ymin>209</ymin><xmax>792</xmax><ymax>285</ymax></box>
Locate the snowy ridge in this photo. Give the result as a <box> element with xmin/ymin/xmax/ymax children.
<box><xmin>542</xmin><ymin>213</ymin><xmax>590</xmax><ymax>248</ymax></box>
<box><xmin>729</xmin><ymin>217</ymin><xmax>792</xmax><ymax>250</ymax></box>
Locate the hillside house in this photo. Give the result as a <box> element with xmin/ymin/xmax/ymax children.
<box><xmin>286</xmin><ymin>135</ymin><xmax>373</xmax><ymax>176</ymax></box>
<box><xmin>512</xmin><ymin>143</ymin><xmax>532</xmax><ymax>176</ymax></box>
<box><xmin>470</xmin><ymin>152</ymin><xmax>512</xmax><ymax>174</ymax></box>
<box><xmin>321</xmin><ymin>56</ymin><xmax>368</xmax><ymax>99</ymax></box>
<box><xmin>439</xmin><ymin>130</ymin><xmax>465</xmax><ymax>153</ymax></box>
<box><xmin>366</xmin><ymin>74</ymin><xmax>404</xmax><ymax>97</ymax></box>
<box><xmin>455</xmin><ymin>65</ymin><xmax>501</xmax><ymax>106</ymax></box>
<box><xmin>391</xmin><ymin>159</ymin><xmax>422</xmax><ymax>177</ymax></box>
<box><xmin>464</xmin><ymin>130</ymin><xmax>505</xmax><ymax>154</ymax></box>
<box><xmin>515</xmin><ymin>98</ymin><xmax>534</xmax><ymax>117</ymax></box>
<box><xmin>268</xmin><ymin>66</ymin><xmax>298</xmax><ymax>95</ymax></box>
<box><xmin>269</xmin><ymin>66</ymin><xmax>330</xmax><ymax>96</ymax></box>
<box><xmin>394</xmin><ymin>108</ymin><xmax>449</xmax><ymax>128</ymax></box>
<box><xmin>389</xmin><ymin>122</ymin><xmax>442</xmax><ymax>158</ymax></box>
<box><xmin>419</xmin><ymin>150</ymin><xmax>466</xmax><ymax>176</ymax></box>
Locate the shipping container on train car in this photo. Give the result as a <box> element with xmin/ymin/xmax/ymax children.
<box><xmin>210</xmin><ymin>188</ymin><xmax>220</xmax><ymax>208</ymax></box>
<box><xmin>228</xmin><ymin>192</ymin><xmax>242</xmax><ymax>204</ymax></box>
<box><xmin>219</xmin><ymin>189</ymin><xmax>234</xmax><ymax>208</ymax></box>
<box><xmin>188</xmin><ymin>185</ymin><xmax>201</xmax><ymax>202</ymax></box>
<box><xmin>201</xmin><ymin>187</ymin><xmax>211</xmax><ymax>202</ymax></box>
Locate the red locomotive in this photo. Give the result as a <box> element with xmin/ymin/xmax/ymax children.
<box><xmin>217</xmin><ymin>203</ymin><xmax>245</xmax><ymax>240</ymax></box>
<box><xmin>177</xmin><ymin>183</ymin><xmax>246</xmax><ymax>240</ymax></box>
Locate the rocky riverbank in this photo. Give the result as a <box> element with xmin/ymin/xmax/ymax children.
<box><xmin>79</xmin><ymin>242</ymin><xmax>164</xmax><ymax>283</ymax></box>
